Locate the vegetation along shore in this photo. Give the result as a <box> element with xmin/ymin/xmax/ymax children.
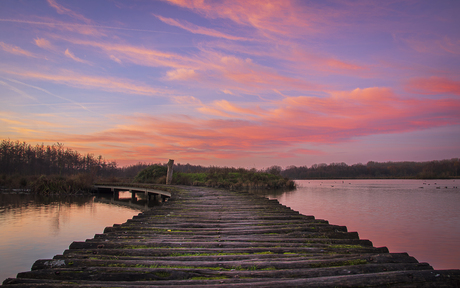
<box><xmin>1</xmin><ymin>139</ymin><xmax>458</xmax><ymax>194</ymax></box>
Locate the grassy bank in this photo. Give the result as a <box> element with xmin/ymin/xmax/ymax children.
<box><xmin>1</xmin><ymin>165</ymin><xmax>296</xmax><ymax>194</ymax></box>
<box><xmin>0</xmin><ymin>173</ymin><xmax>95</xmax><ymax>195</ymax></box>
<box><xmin>134</xmin><ymin>165</ymin><xmax>296</xmax><ymax>190</ymax></box>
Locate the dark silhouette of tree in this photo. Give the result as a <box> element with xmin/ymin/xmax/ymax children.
<box><xmin>281</xmin><ymin>159</ymin><xmax>460</xmax><ymax>179</ymax></box>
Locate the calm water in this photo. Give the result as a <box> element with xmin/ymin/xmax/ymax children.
<box><xmin>266</xmin><ymin>179</ymin><xmax>460</xmax><ymax>270</ymax></box>
<box><xmin>0</xmin><ymin>192</ymin><xmax>143</xmax><ymax>282</ymax></box>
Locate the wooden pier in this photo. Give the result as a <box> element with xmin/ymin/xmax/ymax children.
<box><xmin>93</xmin><ymin>184</ymin><xmax>171</xmax><ymax>204</ymax></box>
<box><xmin>3</xmin><ymin>186</ymin><xmax>460</xmax><ymax>287</ymax></box>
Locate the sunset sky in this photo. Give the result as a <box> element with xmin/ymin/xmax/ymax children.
<box><xmin>1</xmin><ymin>0</ymin><xmax>459</xmax><ymax>168</ymax></box>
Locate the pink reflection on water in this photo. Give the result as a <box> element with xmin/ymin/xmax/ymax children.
<box><xmin>268</xmin><ymin>179</ymin><xmax>460</xmax><ymax>270</ymax></box>
<box><xmin>0</xmin><ymin>195</ymin><xmax>141</xmax><ymax>281</ymax></box>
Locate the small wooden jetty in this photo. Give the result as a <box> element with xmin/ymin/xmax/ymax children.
<box><xmin>3</xmin><ymin>186</ymin><xmax>460</xmax><ymax>287</ymax></box>
<box><xmin>93</xmin><ymin>184</ymin><xmax>171</xmax><ymax>203</ymax></box>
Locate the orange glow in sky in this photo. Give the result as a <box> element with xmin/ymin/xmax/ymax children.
<box><xmin>1</xmin><ymin>0</ymin><xmax>459</xmax><ymax>168</ymax></box>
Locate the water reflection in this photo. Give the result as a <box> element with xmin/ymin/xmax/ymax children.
<box><xmin>0</xmin><ymin>192</ymin><xmax>142</xmax><ymax>282</ymax></box>
<box><xmin>265</xmin><ymin>179</ymin><xmax>460</xmax><ymax>270</ymax></box>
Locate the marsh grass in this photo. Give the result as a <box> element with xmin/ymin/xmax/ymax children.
<box><xmin>133</xmin><ymin>165</ymin><xmax>295</xmax><ymax>190</ymax></box>
<box><xmin>0</xmin><ymin>173</ymin><xmax>95</xmax><ymax>194</ymax></box>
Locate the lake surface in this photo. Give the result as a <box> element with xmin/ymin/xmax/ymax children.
<box><xmin>1</xmin><ymin>180</ymin><xmax>459</xmax><ymax>282</ymax></box>
<box><xmin>0</xmin><ymin>192</ymin><xmax>143</xmax><ymax>282</ymax></box>
<box><xmin>265</xmin><ymin>179</ymin><xmax>460</xmax><ymax>270</ymax></box>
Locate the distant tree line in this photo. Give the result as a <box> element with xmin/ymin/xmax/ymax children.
<box><xmin>2</xmin><ymin>139</ymin><xmax>458</xmax><ymax>180</ymax></box>
<box><xmin>0</xmin><ymin>140</ymin><xmax>246</xmax><ymax>179</ymax></box>
<box><xmin>0</xmin><ymin>140</ymin><xmax>216</xmax><ymax>179</ymax></box>
<box><xmin>280</xmin><ymin>159</ymin><xmax>460</xmax><ymax>179</ymax></box>
<box><xmin>1</xmin><ymin>139</ymin><xmax>171</xmax><ymax>180</ymax></box>
<box><xmin>0</xmin><ymin>139</ymin><xmax>119</xmax><ymax>177</ymax></box>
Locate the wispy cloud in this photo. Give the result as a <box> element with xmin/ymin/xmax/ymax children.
<box><xmin>165</xmin><ymin>68</ymin><xmax>197</xmax><ymax>80</ymax></box>
<box><xmin>163</xmin><ymin>0</ymin><xmax>341</xmax><ymax>37</ymax></box>
<box><xmin>155</xmin><ymin>14</ymin><xmax>249</xmax><ymax>41</ymax></box>
<box><xmin>0</xmin><ymin>18</ymin><xmax>180</xmax><ymax>35</ymax></box>
<box><xmin>63</xmin><ymin>38</ymin><xmax>199</xmax><ymax>69</ymax></box>
<box><xmin>110</xmin><ymin>55</ymin><xmax>122</xmax><ymax>64</ymax></box>
<box><xmin>0</xmin><ymin>42</ymin><xmax>38</xmax><ymax>58</ymax></box>
<box><xmin>221</xmin><ymin>89</ymin><xmax>234</xmax><ymax>95</ymax></box>
<box><xmin>1</xmin><ymin>77</ymin><xmax>91</xmax><ymax>111</ymax></box>
<box><xmin>213</xmin><ymin>53</ymin><xmax>319</xmax><ymax>91</ymax></box>
<box><xmin>405</xmin><ymin>77</ymin><xmax>460</xmax><ymax>96</ymax></box>
<box><xmin>0</xmin><ymin>18</ymin><xmax>104</xmax><ymax>36</ymax></box>
<box><xmin>396</xmin><ymin>33</ymin><xmax>460</xmax><ymax>56</ymax></box>
<box><xmin>172</xmin><ymin>95</ymin><xmax>202</xmax><ymax>105</ymax></box>
<box><xmin>64</xmin><ymin>48</ymin><xmax>92</xmax><ymax>65</ymax></box>
<box><xmin>0</xmin><ymin>79</ymin><xmax>38</xmax><ymax>101</ymax></box>
<box><xmin>199</xmin><ymin>40</ymin><xmax>367</xmax><ymax>80</ymax></box>
<box><xmin>0</xmin><ymin>111</ymin><xmax>66</xmax><ymax>137</ymax></box>
<box><xmin>34</xmin><ymin>38</ymin><xmax>55</xmax><ymax>50</ymax></box>
<box><xmin>47</xmin><ymin>0</ymin><xmax>92</xmax><ymax>24</ymax></box>
<box><xmin>61</xmin><ymin>38</ymin><xmax>318</xmax><ymax>93</ymax></box>
<box><xmin>198</xmin><ymin>99</ymin><xmax>265</xmax><ymax>119</ymax></box>
<box><xmin>4</xmin><ymin>69</ymin><xmax>168</xmax><ymax>96</ymax></box>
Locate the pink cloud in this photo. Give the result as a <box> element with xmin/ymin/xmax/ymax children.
<box><xmin>154</xmin><ymin>14</ymin><xmax>249</xmax><ymax>41</ymax></box>
<box><xmin>14</xmin><ymin>86</ymin><xmax>459</xmax><ymax>164</ymax></box>
<box><xmin>62</xmin><ymin>38</ymin><xmax>199</xmax><ymax>69</ymax></box>
<box><xmin>325</xmin><ymin>58</ymin><xmax>364</xmax><ymax>72</ymax></box>
<box><xmin>61</xmin><ymin>37</ymin><xmax>319</xmax><ymax>93</ymax></box>
<box><xmin>288</xmin><ymin>148</ymin><xmax>325</xmax><ymax>156</ymax></box>
<box><xmin>201</xmin><ymin>40</ymin><xmax>367</xmax><ymax>79</ymax></box>
<box><xmin>213</xmin><ymin>54</ymin><xmax>319</xmax><ymax>91</ymax></box>
<box><xmin>163</xmin><ymin>0</ymin><xmax>381</xmax><ymax>39</ymax></box>
<box><xmin>64</xmin><ymin>48</ymin><xmax>91</xmax><ymax>65</ymax></box>
<box><xmin>0</xmin><ymin>42</ymin><xmax>37</xmax><ymax>58</ymax></box>
<box><xmin>47</xmin><ymin>0</ymin><xmax>92</xmax><ymax>24</ymax></box>
<box><xmin>34</xmin><ymin>38</ymin><xmax>58</xmax><ymax>51</ymax></box>
<box><xmin>164</xmin><ymin>0</ymin><xmax>312</xmax><ymax>36</ymax></box>
<box><xmin>397</xmin><ymin>33</ymin><xmax>460</xmax><ymax>56</ymax></box>
<box><xmin>221</xmin><ymin>89</ymin><xmax>234</xmax><ymax>95</ymax></box>
<box><xmin>5</xmin><ymin>69</ymin><xmax>167</xmax><ymax>96</ymax></box>
<box><xmin>165</xmin><ymin>68</ymin><xmax>197</xmax><ymax>81</ymax></box>
<box><xmin>172</xmin><ymin>96</ymin><xmax>202</xmax><ymax>105</ymax></box>
<box><xmin>198</xmin><ymin>100</ymin><xmax>265</xmax><ymax>119</ymax></box>
<box><xmin>405</xmin><ymin>77</ymin><xmax>460</xmax><ymax>96</ymax></box>
<box><xmin>109</xmin><ymin>55</ymin><xmax>122</xmax><ymax>64</ymax></box>
<box><xmin>440</xmin><ymin>37</ymin><xmax>460</xmax><ymax>55</ymax></box>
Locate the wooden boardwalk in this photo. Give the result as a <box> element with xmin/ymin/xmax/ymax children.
<box><xmin>93</xmin><ymin>184</ymin><xmax>171</xmax><ymax>202</ymax></box>
<box><xmin>3</xmin><ymin>186</ymin><xmax>460</xmax><ymax>287</ymax></box>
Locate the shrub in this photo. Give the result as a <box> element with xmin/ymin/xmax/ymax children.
<box><xmin>19</xmin><ymin>177</ymin><xmax>28</xmax><ymax>187</ymax></box>
<box><xmin>30</xmin><ymin>174</ymin><xmax>93</xmax><ymax>194</ymax></box>
<box><xmin>169</xmin><ymin>167</ymin><xmax>295</xmax><ymax>190</ymax></box>
<box><xmin>133</xmin><ymin>165</ymin><xmax>168</xmax><ymax>183</ymax></box>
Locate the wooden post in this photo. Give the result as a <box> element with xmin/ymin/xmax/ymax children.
<box><xmin>145</xmin><ymin>191</ymin><xmax>149</xmax><ymax>203</ymax></box>
<box><xmin>112</xmin><ymin>188</ymin><xmax>119</xmax><ymax>200</ymax></box>
<box><xmin>166</xmin><ymin>159</ymin><xmax>174</xmax><ymax>185</ymax></box>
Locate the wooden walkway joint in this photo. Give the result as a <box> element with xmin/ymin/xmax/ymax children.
<box><xmin>2</xmin><ymin>186</ymin><xmax>460</xmax><ymax>287</ymax></box>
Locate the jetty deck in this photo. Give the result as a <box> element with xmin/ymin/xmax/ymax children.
<box><xmin>3</xmin><ymin>186</ymin><xmax>460</xmax><ymax>287</ymax></box>
<box><xmin>93</xmin><ymin>184</ymin><xmax>171</xmax><ymax>201</ymax></box>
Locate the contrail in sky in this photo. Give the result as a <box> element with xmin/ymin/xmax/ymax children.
<box><xmin>0</xmin><ymin>80</ymin><xmax>38</xmax><ymax>101</ymax></box>
<box><xmin>0</xmin><ymin>77</ymin><xmax>92</xmax><ymax>112</ymax></box>
<box><xmin>0</xmin><ymin>19</ymin><xmax>184</xmax><ymax>34</ymax></box>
